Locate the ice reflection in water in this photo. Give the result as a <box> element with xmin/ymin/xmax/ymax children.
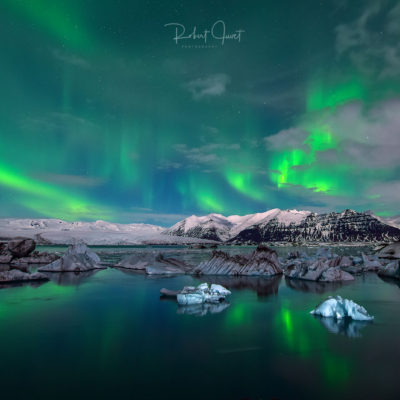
<box><xmin>177</xmin><ymin>302</ymin><xmax>230</xmax><ymax>316</ymax></box>
<box><xmin>314</xmin><ymin>316</ymin><xmax>372</xmax><ymax>338</ymax></box>
<box><xmin>285</xmin><ymin>277</ymin><xmax>349</xmax><ymax>294</ymax></box>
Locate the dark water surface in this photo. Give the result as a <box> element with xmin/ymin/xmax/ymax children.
<box><xmin>0</xmin><ymin>246</ymin><xmax>399</xmax><ymax>400</ymax></box>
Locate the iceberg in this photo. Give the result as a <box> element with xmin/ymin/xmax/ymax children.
<box><xmin>173</xmin><ymin>283</ymin><xmax>231</xmax><ymax>305</ymax></box>
<box><xmin>310</xmin><ymin>296</ymin><xmax>374</xmax><ymax>321</ymax></box>
<box><xmin>177</xmin><ymin>292</ymin><xmax>205</xmax><ymax>305</ymax></box>
<box><xmin>210</xmin><ymin>283</ymin><xmax>231</xmax><ymax>296</ymax></box>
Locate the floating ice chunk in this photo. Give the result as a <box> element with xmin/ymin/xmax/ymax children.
<box><xmin>177</xmin><ymin>292</ymin><xmax>205</xmax><ymax>305</ymax></box>
<box><xmin>210</xmin><ymin>284</ymin><xmax>231</xmax><ymax>296</ymax></box>
<box><xmin>310</xmin><ymin>295</ymin><xmax>374</xmax><ymax>321</ymax></box>
<box><xmin>197</xmin><ymin>283</ymin><xmax>209</xmax><ymax>291</ymax></box>
<box><xmin>175</xmin><ymin>282</ymin><xmax>231</xmax><ymax>305</ymax></box>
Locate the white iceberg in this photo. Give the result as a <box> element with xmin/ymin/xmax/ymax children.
<box><xmin>177</xmin><ymin>292</ymin><xmax>205</xmax><ymax>305</ymax></box>
<box><xmin>176</xmin><ymin>283</ymin><xmax>231</xmax><ymax>306</ymax></box>
<box><xmin>310</xmin><ymin>295</ymin><xmax>374</xmax><ymax>321</ymax></box>
<box><xmin>210</xmin><ymin>284</ymin><xmax>231</xmax><ymax>296</ymax></box>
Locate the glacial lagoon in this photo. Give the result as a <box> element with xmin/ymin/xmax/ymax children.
<box><xmin>0</xmin><ymin>245</ymin><xmax>399</xmax><ymax>400</ymax></box>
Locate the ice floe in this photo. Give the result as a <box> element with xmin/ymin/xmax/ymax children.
<box><xmin>310</xmin><ymin>296</ymin><xmax>374</xmax><ymax>321</ymax></box>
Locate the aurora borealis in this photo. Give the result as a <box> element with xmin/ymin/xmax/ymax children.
<box><xmin>1</xmin><ymin>0</ymin><xmax>399</xmax><ymax>224</ymax></box>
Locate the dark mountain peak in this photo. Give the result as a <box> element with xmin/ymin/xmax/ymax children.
<box><xmin>166</xmin><ymin>208</ymin><xmax>400</xmax><ymax>243</ymax></box>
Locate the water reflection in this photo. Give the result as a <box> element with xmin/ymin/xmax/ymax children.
<box><xmin>313</xmin><ymin>316</ymin><xmax>372</xmax><ymax>338</ymax></box>
<box><xmin>0</xmin><ymin>280</ymin><xmax>48</xmax><ymax>290</ymax></box>
<box><xmin>378</xmin><ymin>276</ymin><xmax>400</xmax><ymax>288</ymax></box>
<box><xmin>285</xmin><ymin>277</ymin><xmax>347</xmax><ymax>294</ymax></box>
<box><xmin>177</xmin><ymin>302</ymin><xmax>230</xmax><ymax>316</ymax></box>
<box><xmin>276</xmin><ymin>305</ymin><xmax>312</xmax><ymax>357</ymax></box>
<box><xmin>114</xmin><ymin>267</ymin><xmax>146</xmax><ymax>277</ymax></box>
<box><xmin>202</xmin><ymin>275</ymin><xmax>281</xmax><ymax>298</ymax></box>
<box><xmin>43</xmin><ymin>270</ymin><xmax>102</xmax><ymax>286</ymax></box>
<box><xmin>275</xmin><ymin>304</ymin><xmax>353</xmax><ymax>389</ymax></box>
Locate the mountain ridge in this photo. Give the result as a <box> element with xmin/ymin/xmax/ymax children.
<box><xmin>165</xmin><ymin>208</ymin><xmax>400</xmax><ymax>243</ymax></box>
<box><xmin>1</xmin><ymin>208</ymin><xmax>399</xmax><ymax>244</ymax></box>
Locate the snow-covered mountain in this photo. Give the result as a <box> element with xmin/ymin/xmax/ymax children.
<box><xmin>2</xmin><ymin>209</ymin><xmax>400</xmax><ymax>245</ymax></box>
<box><xmin>382</xmin><ymin>215</ymin><xmax>400</xmax><ymax>228</ymax></box>
<box><xmin>164</xmin><ymin>213</ymin><xmax>235</xmax><ymax>241</ymax></box>
<box><xmin>0</xmin><ymin>218</ymin><xmax>213</xmax><ymax>245</ymax></box>
<box><xmin>166</xmin><ymin>209</ymin><xmax>400</xmax><ymax>243</ymax></box>
<box><xmin>164</xmin><ymin>209</ymin><xmax>313</xmax><ymax>241</ymax></box>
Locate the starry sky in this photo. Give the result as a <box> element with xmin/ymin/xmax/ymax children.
<box><xmin>1</xmin><ymin>0</ymin><xmax>400</xmax><ymax>225</ymax></box>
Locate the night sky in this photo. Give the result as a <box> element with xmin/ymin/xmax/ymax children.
<box><xmin>1</xmin><ymin>0</ymin><xmax>399</xmax><ymax>225</ymax></box>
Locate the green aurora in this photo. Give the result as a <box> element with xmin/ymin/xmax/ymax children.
<box><xmin>1</xmin><ymin>0</ymin><xmax>399</xmax><ymax>224</ymax></box>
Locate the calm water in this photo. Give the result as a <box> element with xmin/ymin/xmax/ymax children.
<box><xmin>0</xmin><ymin>245</ymin><xmax>399</xmax><ymax>400</ymax></box>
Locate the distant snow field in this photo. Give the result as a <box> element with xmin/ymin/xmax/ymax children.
<box><xmin>0</xmin><ymin>218</ymin><xmax>213</xmax><ymax>245</ymax></box>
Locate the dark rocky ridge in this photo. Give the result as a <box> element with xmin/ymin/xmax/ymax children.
<box><xmin>230</xmin><ymin>210</ymin><xmax>400</xmax><ymax>243</ymax></box>
<box><xmin>168</xmin><ymin>209</ymin><xmax>400</xmax><ymax>243</ymax></box>
<box><xmin>194</xmin><ymin>245</ymin><xmax>282</xmax><ymax>276</ymax></box>
<box><xmin>0</xmin><ymin>238</ymin><xmax>59</xmax><ymax>265</ymax></box>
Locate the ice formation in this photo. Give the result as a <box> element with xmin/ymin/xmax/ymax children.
<box><xmin>310</xmin><ymin>296</ymin><xmax>374</xmax><ymax>321</ymax></box>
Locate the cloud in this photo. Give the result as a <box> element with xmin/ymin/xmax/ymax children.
<box><xmin>201</xmin><ymin>125</ymin><xmax>219</xmax><ymax>134</ymax></box>
<box><xmin>387</xmin><ymin>2</ymin><xmax>400</xmax><ymax>35</ymax></box>
<box><xmin>335</xmin><ymin>3</ymin><xmax>380</xmax><ymax>55</ymax></box>
<box><xmin>22</xmin><ymin>112</ymin><xmax>97</xmax><ymax>135</ymax></box>
<box><xmin>52</xmin><ymin>49</ymin><xmax>90</xmax><ymax>68</ymax></box>
<box><xmin>367</xmin><ymin>180</ymin><xmax>400</xmax><ymax>200</ymax></box>
<box><xmin>174</xmin><ymin>142</ymin><xmax>241</xmax><ymax>167</ymax></box>
<box><xmin>115</xmin><ymin>210</ymin><xmax>190</xmax><ymax>226</ymax></box>
<box><xmin>266</xmin><ymin>98</ymin><xmax>400</xmax><ymax>169</ymax></box>
<box><xmin>264</xmin><ymin>97</ymin><xmax>400</xmax><ymax>214</ymax></box>
<box><xmin>321</xmin><ymin>99</ymin><xmax>400</xmax><ymax>168</ymax></box>
<box><xmin>157</xmin><ymin>161</ymin><xmax>182</xmax><ymax>170</ymax></box>
<box><xmin>174</xmin><ymin>144</ymin><xmax>220</xmax><ymax>164</ymax></box>
<box><xmin>264</xmin><ymin>128</ymin><xmax>308</xmax><ymax>150</ymax></box>
<box><xmin>38</xmin><ymin>173</ymin><xmax>106</xmax><ymax>187</ymax></box>
<box><xmin>283</xmin><ymin>183</ymin><xmax>378</xmax><ymax>213</ymax></box>
<box><xmin>335</xmin><ymin>1</ymin><xmax>400</xmax><ymax>78</ymax></box>
<box><xmin>185</xmin><ymin>74</ymin><xmax>230</xmax><ymax>99</ymax></box>
<box><xmin>364</xmin><ymin>179</ymin><xmax>400</xmax><ymax>214</ymax></box>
